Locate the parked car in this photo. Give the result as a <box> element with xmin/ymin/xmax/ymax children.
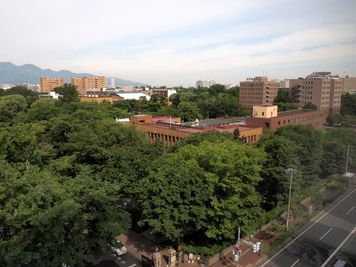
<box><xmin>110</xmin><ymin>239</ymin><xmax>127</xmax><ymax>256</ymax></box>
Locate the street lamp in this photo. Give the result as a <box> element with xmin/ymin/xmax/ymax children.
<box><xmin>286</xmin><ymin>168</ymin><xmax>294</xmax><ymax>230</ymax></box>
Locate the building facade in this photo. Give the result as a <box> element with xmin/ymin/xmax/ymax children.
<box><xmin>71</xmin><ymin>76</ymin><xmax>107</xmax><ymax>95</ymax></box>
<box><xmin>40</xmin><ymin>77</ymin><xmax>64</xmax><ymax>93</ymax></box>
<box><xmin>239</xmin><ymin>76</ymin><xmax>279</xmax><ymax>108</ymax></box>
<box><xmin>149</xmin><ymin>88</ymin><xmax>177</xmax><ymax>98</ymax></box>
<box><xmin>289</xmin><ymin>72</ymin><xmax>342</xmax><ymax>113</ymax></box>
<box><xmin>129</xmin><ymin>115</ymin><xmax>263</xmax><ymax>147</ymax></box>
<box><xmin>196</xmin><ymin>80</ymin><xmax>217</xmax><ymax>88</ymax></box>
<box><xmin>246</xmin><ymin>105</ymin><xmax>327</xmax><ymax>131</ymax></box>
<box><xmin>342</xmin><ymin>76</ymin><xmax>356</xmax><ymax>94</ymax></box>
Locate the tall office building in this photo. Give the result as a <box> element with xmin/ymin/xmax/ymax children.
<box><xmin>40</xmin><ymin>77</ymin><xmax>64</xmax><ymax>93</ymax></box>
<box><xmin>289</xmin><ymin>72</ymin><xmax>342</xmax><ymax>113</ymax></box>
<box><xmin>239</xmin><ymin>76</ymin><xmax>279</xmax><ymax>108</ymax></box>
<box><xmin>71</xmin><ymin>76</ymin><xmax>107</xmax><ymax>95</ymax></box>
<box><xmin>196</xmin><ymin>80</ymin><xmax>216</xmax><ymax>88</ymax></box>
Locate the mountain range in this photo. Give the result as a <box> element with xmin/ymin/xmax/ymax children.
<box><xmin>0</xmin><ymin>62</ymin><xmax>146</xmax><ymax>86</ymax></box>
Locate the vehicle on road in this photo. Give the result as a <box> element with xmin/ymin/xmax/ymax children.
<box><xmin>110</xmin><ymin>239</ymin><xmax>127</xmax><ymax>256</ymax></box>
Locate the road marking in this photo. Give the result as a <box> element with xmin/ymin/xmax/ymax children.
<box><xmin>320</xmin><ymin>227</ymin><xmax>333</xmax><ymax>240</ymax></box>
<box><xmin>258</xmin><ymin>187</ymin><xmax>356</xmax><ymax>267</ymax></box>
<box><xmin>346</xmin><ymin>206</ymin><xmax>355</xmax><ymax>215</ymax></box>
<box><xmin>290</xmin><ymin>259</ymin><xmax>300</xmax><ymax>267</ymax></box>
<box><xmin>320</xmin><ymin>226</ymin><xmax>356</xmax><ymax>267</ymax></box>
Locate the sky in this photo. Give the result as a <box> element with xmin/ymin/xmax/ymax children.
<box><xmin>1</xmin><ymin>0</ymin><xmax>356</xmax><ymax>86</ymax></box>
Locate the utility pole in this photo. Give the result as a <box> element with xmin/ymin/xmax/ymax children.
<box><xmin>286</xmin><ymin>168</ymin><xmax>294</xmax><ymax>230</ymax></box>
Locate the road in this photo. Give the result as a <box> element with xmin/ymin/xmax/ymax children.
<box><xmin>258</xmin><ymin>187</ymin><xmax>356</xmax><ymax>267</ymax></box>
<box><xmin>91</xmin><ymin>252</ymin><xmax>140</xmax><ymax>267</ymax></box>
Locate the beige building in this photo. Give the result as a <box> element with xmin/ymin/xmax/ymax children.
<box><xmin>252</xmin><ymin>105</ymin><xmax>278</xmax><ymax>118</ymax></box>
<box><xmin>342</xmin><ymin>76</ymin><xmax>356</xmax><ymax>94</ymax></box>
<box><xmin>289</xmin><ymin>72</ymin><xmax>342</xmax><ymax>113</ymax></box>
<box><xmin>40</xmin><ymin>77</ymin><xmax>64</xmax><ymax>93</ymax></box>
<box><xmin>71</xmin><ymin>76</ymin><xmax>107</xmax><ymax>95</ymax></box>
<box><xmin>239</xmin><ymin>76</ymin><xmax>279</xmax><ymax>108</ymax></box>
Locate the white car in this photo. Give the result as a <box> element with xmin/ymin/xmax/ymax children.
<box><xmin>110</xmin><ymin>239</ymin><xmax>127</xmax><ymax>256</ymax></box>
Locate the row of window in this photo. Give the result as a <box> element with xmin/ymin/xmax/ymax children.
<box><xmin>147</xmin><ymin>132</ymin><xmax>183</xmax><ymax>144</ymax></box>
<box><xmin>276</xmin><ymin>113</ymin><xmax>324</xmax><ymax>125</ymax></box>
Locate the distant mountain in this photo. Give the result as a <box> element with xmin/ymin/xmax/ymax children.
<box><xmin>0</xmin><ymin>62</ymin><xmax>146</xmax><ymax>86</ymax></box>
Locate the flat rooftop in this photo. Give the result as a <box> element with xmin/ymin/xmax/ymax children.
<box><xmin>277</xmin><ymin>109</ymin><xmax>321</xmax><ymax>117</ymax></box>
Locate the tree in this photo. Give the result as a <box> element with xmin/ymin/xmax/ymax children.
<box><xmin>208</xmin><ymin>84</ymin><xmax>226</xmax><ymax>95</ymax></box>
<box><xmin>303</xmin><ymin>102</ymin><xmax>317</xmax><ymax>110</ymax></box>
<box><xmin>139</xmin><ymin>140</ymin><xmax>265</xmax><ymax>242</ymax></box>
<box><xmin>326</xmin><ymin>113</ymin><xmax>342</xmax><ymax>126</ymax></box>
<box><xmin>0</xmin><ymin>162</ymin><xmax>129</xmax><ymax>266</ymax></box>
<box><xmin>1</xmin><ymin>86</ymin><xmax>39</xmax><ymax>106</ymax></box>
<box><xmin>0</xmin><ymin>94</ymin><xmax>28</xmax><ymax>122</ymax></box>
<box><xmin>258</xmin><ymin>134</ymin><xmax>301</xmax><ymax>209</ymax></box>
<box><xmin>27</xmin><ymin>99</ymin><xmax>59</xmax><ymax>122</ymax></box>
<box><xmin>275</xmin><ymin>126</ymin><xmax>323</xmax><ymax>182</ymax></box>
<box><xmin>177</xmin><ymin>101</ymin><xmax>201</xmax><ymax>122</ymax></box>
<box><xmin>54</xmin><ymin>84</ymin><xmax>79</xmax><ymax>103</ymax></box>
<box><xmin>170</xmin><ymin>130</ymin><xmax>234</xmax><ymax>152</ymax></box>
<box><xmin>0</xmin><ymin>122</ymin><xmax>55</xmax><ymax>166</ymax></box>
<box><xmin>341</xmin><ymin>93</ymin><xmax>356</xmax><ymax>115</ymax></box>
<box><xmin>273</xmin><ymin>89</ymin><xmax>298</xmax><ymax>111</ymax></box>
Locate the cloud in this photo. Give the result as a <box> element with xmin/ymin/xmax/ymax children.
<box><xmin>0</xmin><ymin>0</ymin><xmax>355</xmax><ymax>85</ymax></box>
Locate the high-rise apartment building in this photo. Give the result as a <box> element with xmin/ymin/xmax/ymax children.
<box><xmin>40</xmin><ymin>77</ymin><xmax>64</xmax><ymax>93</ymax></box>
<box><xmin>196</xmin><ymin>80</ymin><xmax>216</xmax><ymax>88</ymax></box>
<box><xmin>239</xmin><ymin>76</ymin><xmax>279</xmax><ymax>108</ymax></box>
<box><xmin>71</xmin><ymin>76</ymin><xmax>107</xmax><ymax>95</ymax></box>
<box><xmin>289</xmin><ymin>72</ymin><xmax>342</xmax><ymax>113</ymax></box>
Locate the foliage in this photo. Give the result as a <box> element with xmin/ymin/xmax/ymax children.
<box><xmin>258</xmin><ymin>134</ymin><xmax>301</xmax><ymax>209</ymax></box>
<box><xmin>170</xmin><ymin>130</ymin><xmax>234</xmax><ymax>152</ymax></box>
<box><xmin>0</xmin><ymin>94</ymin><xmax>28</xmax><ymax>122</ymax></box>
<box><xmin>54</xmin><ymin>83</ymin><xmax>79</xmax><ymax>103</ymax></box>
<box><xmin>273</xmin><ymin>89</ymin><xmax>298</xmax><ymax>111</ymax></box>
<box><xmin>139</xmin><ymin>140</ymin><xmax>265</xmax><ymax>242</ymax></box>
<box><xmin>302</xmin><ymin>102</ymin><xmax>317</xmax><ymax>110</ymax></box>
<box><xmin>0</xmin><ymin>86</ymin><xmax>39</xmax><ymax>106</ymax></box>
<box><xmin>0</xmin><ymin>161</ymin><xmax>129</xmax><ymax>266</ymax></box>
<box><xmin>177</xmin><ymin>101</ymin><xmax>201</xmax><ymax>121</ymax></box>
<box><xmin>275</xmin><ymin>126</ymin><xmax>323</xmax><ymax>182</ymax></box>
<box><xmin>341</xmin><ymin>93</ymin><xmax>356</xmax><ymax>115</ymax></box>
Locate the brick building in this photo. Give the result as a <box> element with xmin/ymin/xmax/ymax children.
<box><xmin>245</xmin><ymin>105</ymin><xmax>327</xmax><ymax>131</ymax></box>
<box><xmin>239</xmin><ymin>76</ymin><xmax>279</xmax><ymax>108</ymax></box>
<box><xmin>40</xmin><ymin>77</ymin><xmax>64</xmax><ymax>93</ymax></box>
<box><xmin>129</xmin><ymin>115</ymin><xmax>263</xmax><ymax>147</ymax></box>
<box><xmin>71</xmin><ymin>76</ymin><xmax>107</xmax><ymax>95</ymax></box>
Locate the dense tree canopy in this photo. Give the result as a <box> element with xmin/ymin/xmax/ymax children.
<box><xmin>139</xmin><ymin>140</ymin><xmax>265</xmax><ymax>242</ymax></box>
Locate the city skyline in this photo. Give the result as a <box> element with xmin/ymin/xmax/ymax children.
<box><xmin>1</xmin><ymin>0</ymin><xmax>356</xmax><ymax>86</ymax></box>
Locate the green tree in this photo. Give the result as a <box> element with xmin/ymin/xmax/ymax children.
<box><xmin>275</xmin><ymin>126</ymin><xmax>323</xmax><ymax>182</ymax></box>
<box><xmin>0</xmin><ymin>94</ymin><xmax>28</xmax><ymax>122</ymax></box>
<box><xmin>0</xmin><ymin>162</ymin><xmax>129</xmax><ymax>266</ymax></box>
<box><xmin>54</xmin><ymin>84</ymin><xmax>79</xmax><ymax>103</ymax></box>
<box><xmin>258</xmin><ymin>134</ymin><xmax>301</xmax><ymax>209</ymax></box>
<box><xmin>139</xmin><ymin>140</ymin><xmax>265</xmax><ymax>242</ymax></box>
<box><xmin>170</xmin><ymin>130</ymin><xmax>234</xmax><ymax>152</ymax></box>
<box><xmin>177</xmin><ymin>101</ymin><xmax>201</xmax><ymax>121</ymax></box>
<box><xmin>341</xmin><ymin>93</ymin><xmax>356</xmax><ymax>115</ymax></box>
<box><xmin>303</xmin><ymin>102</ymin><xmax>317</xmax><ymax>110</ymax></box>
<box><xmin>326</xmin><ymin>113</ymin><xmax>342</xmax><ymax>125</ymax></box>
<box><xmin>27</xmin><ymin>99</ymin><xmax>59</xmax><ymax>122</ymax></box>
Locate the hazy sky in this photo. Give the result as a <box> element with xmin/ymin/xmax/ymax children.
<box><xmin>1</xmin><ymin>0</ymin><xmax>356</xmax><ymax>86</ymax></box>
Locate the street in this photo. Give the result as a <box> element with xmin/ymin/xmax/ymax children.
<box><xmin>258</xmin><ymin>187</ymin><xmax>356</xmax><ymax>267</ymax></box>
